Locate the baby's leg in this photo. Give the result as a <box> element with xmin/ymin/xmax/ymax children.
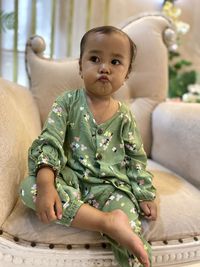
<box><xmin>70</xmin><ymin>202</ymin><xmax>150</xmax><ymax>267</ymax></box>
<box><xmin>101</xmin><ymin>190</ymin><xmax>151</xmax><ymax>267</ymax></box>
<box><xmin>20</xmin><ymin>177</ymin><xmax>150</xmax><ymax>266</ymax></box>
<box><xmin>70</xmin><ymin>185</ymin><xmax>151</xmax><ymax>267</ymax></box>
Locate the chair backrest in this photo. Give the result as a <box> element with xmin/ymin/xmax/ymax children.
<box><xmin>25</xmin><ymin>13</ymin><xmax>176</xmax><ymax>156</ymax></box>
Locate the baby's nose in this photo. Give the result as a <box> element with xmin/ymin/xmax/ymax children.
<box><xmin>99</xmin><ymin>63</ymin><xmax>110</xmax><ymax>74</ymax></box>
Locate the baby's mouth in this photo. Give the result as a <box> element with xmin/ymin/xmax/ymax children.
<box><xmin>98</xmin><ymin>75</ymin><xmax>110</xmax><ymax>82</ymax></box>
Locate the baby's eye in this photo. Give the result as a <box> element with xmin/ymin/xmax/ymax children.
<box><xmin>111</xmin><ymin>59</ymin><xmax>121</xmax><ymax>65</ymax></box>
<box><xmin>90</xmin><ymin>56</ymin><xmax>100</xmax><ymax>63</ymax></box>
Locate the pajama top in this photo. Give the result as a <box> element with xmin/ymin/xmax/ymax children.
<box><xmin>28</xmin><ymin>88</ymin><xmax>156</xmax><ymax>216</ymax></box>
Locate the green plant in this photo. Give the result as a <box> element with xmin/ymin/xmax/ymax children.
<box><xmin>168</xmin><ymin>51</ymin><xmax>196</xmax><ymax>98</ymax></box>
<box><xmin>0</xmin><ymin>10</ymin><xmax>15</xmax><ymax>31</ymax></box>
<box><xmin>162</xmin><ymin>1</ymin><xmax>197</xmax><ymax>98</ymax></box>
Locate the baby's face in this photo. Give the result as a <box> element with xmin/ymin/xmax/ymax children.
<box><xmin>79</xmin><ymin>32</ymin><xmax>131</xmax><ymax>98</ymax></box>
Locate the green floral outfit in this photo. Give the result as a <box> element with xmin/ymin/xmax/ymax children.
<box><xmin>20</xmin><ymin>88</ymin><xmax>156</xmax><ymax>267</ymax></box>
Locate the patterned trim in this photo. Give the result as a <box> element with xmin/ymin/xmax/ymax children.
<box><xmin>0</xmin><ymin>231</ymin><xmax>199</xmax><ymax>266</ymax></box>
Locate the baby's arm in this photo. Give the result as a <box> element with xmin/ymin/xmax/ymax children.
<box><xmin>36</xmin><ymin>167</ymin><xmax>63</xmax><ymax>223</ymax></box>
<box><xmin>122</xmin><ymin>109</ymin><xmax>156</xmax><ymax>210</ymax></box>
<box><xmin>28</xmin><ymin>94</ymin><xmax>69</xmax><ymax>223</ymax></box>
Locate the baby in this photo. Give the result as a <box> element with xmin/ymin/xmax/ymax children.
<box><xmin>20</xmin><ymin>26</ymin><xmax>157</xmax><ymax>267</ymax></box>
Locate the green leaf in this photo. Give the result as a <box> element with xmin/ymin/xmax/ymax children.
<box><xmin>179</xmin><ymin>59</ymin><xmax>192</xmax><ymax>66</ymax></box>
<box><xmin>174</xmin><ymin>62</ymin><xmax>183</xmax><ymax>70</ymax></box>
<box><xmin>169</xmin><ymin>66</ymin><xmax>177</xmax><ymax>78</ymax></box>
<box><xmin>169</xmin><ymin>70</ymin><xmax>197</xmax><ymax>98</ymax></box>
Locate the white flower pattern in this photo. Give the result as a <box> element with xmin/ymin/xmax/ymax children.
<box><xmin>23</xmin><ymin>89</ymin><xmax>154</xmax><ymax>266</ymax></box>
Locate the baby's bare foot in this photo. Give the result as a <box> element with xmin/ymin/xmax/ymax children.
<box><xmin>103</xmin><ymin>209</ymin><xmax>150</xmax><ymax>267</ymax></box>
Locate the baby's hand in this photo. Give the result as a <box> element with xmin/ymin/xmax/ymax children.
<box><xmin>36</xmin><ymin>167</ymin><xmax>63</xmax><ymax>224</ymax></box>
<box><xmin>36</xmin><ymin>183</ymin><xmax>63</xmax><ymax>224</ymax></box>
<box><xmin>139</xmin><ymin>201</ymin><xmax>157</xmax><ymax>221</ymax></box>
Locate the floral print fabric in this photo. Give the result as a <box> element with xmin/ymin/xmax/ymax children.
<box><xmin>20</xmin><ymin>88</ymin><xmax>155</xmax><ymax>267</ymax></box>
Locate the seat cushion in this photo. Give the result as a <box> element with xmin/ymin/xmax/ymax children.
<box><xmin>2</xmin><ymin>161</ymin><xmax>200</xmax><ymax>245</ymax></box>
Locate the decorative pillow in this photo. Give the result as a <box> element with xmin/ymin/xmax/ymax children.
<box><xmin>152</xmin><ymin>102</ymin><xmax>200</xmax><ymax>189</ymax></box>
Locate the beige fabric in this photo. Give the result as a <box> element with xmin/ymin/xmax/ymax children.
<box><xmin>151</xmin><ymin>102</ymin><xmax>200</xmax><ymax>189</ymax></box>
<box><xmin>27</xmin><ymin>15</ymin><xmax>170</xmax><ymax>156</ymax></box>
<box><xmin>3</xmin><ymin>166</ymin><xmax>200</xmax><ymax>244</ymax></box>
<box><xmin>122</xmin><ymin>15</ymin><xmax>168</xmax><ymax>100</ymax></box>
<box><xmin>109</xmin><ymin>0</ymin><xmax>160</xmax><ymax>27</ymax></box>
<box><xmin>3</xmin><ymin>200</ymin><xmax>104</xmax><ymax>245</ymax></box>
<box><xmin>145</xmin><ymin>169</ymin><xmax>200</xmax><ymax>241</ymax></box>
<box><xmin>130</xmin><ymin>98</ymin><xmax>159</xmax><ymax>156</ymax></box>
<box><xmin>0</xmin><ymin>78</ymin><xmax>41</xmax><ymax>226</ymax></box>
<box><xmin>120</xmin><ymin>15</ymin><xmax>170</xmax><ymax>155</ymax></box>
<box><xmin>27</xmin><ymin>51</ymin><xmax>83</xmax><ymax>125</ymax></box>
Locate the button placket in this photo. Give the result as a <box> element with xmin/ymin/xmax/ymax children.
<box><xmin>96</xmin><ymin>128</ymin><xmax>104</xmax><ymax>161</ymax></box>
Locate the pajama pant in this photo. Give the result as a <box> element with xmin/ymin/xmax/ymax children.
<box><xmin>20</xmin><ymin>174</ymin><xmax>152</xmax><ymax>267</ymax></box>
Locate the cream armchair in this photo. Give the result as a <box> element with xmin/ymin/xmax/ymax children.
<box><xmin>0</xmin><ymin>14</ymin><xmax>200</xmax><ymax>267</ymax></box>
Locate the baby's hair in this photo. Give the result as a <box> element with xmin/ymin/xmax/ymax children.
<box><xmin>80</xmin><ymin>25</ymin><xmax>137</xmax><ymax>75</ymax></box>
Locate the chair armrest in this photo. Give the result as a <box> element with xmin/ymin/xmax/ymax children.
<box><xmin>151</xmin><ymin>101</ymin><xmax>200</xmax><ymax>189</ymax></box>
<box><xmin>0</xmin><ymin>78</ymin><xmax>41</xmax><ymax>225</ymax></box>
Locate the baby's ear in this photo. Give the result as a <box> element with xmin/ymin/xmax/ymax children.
<box><xmin>125</xmin><ymin>73</ymin><xmax>129</xmax><ymax>80</ymax></box>
<box><xmin>79</xmin><ymin>59</ymin><xmax>83</xmax><ymax>78</ymax></box>
<box><xmin>125</xmin><ymin>67</ymin><xmax>132</xmax><ymax>80</ymax></box>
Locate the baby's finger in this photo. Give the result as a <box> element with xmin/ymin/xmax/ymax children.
<box><xmin>46</xmin><ymin>206</ymin><xmax>57</xmax><ymax>222</ymax></box>
<box><xmin>144</xmin><ymin>211</ymin><xmax>156</xmax><ymax>221</ymax></box>
<box><xmin>55</xmin><ymin>198</ymin><xmax>63</xmax><ymax>220</ymax></box>
<box><xmin>138</xmin><ymin>253</ymin><xmax>150</xmax><ymax>267</ymax></box>
<box><xmin>150</xmin><ymin>209</ymin><xmax>157</xmax><ymax>220</ymax></box>
<box><xmin>142</xmin><ymin>204</ymin><xmax>151</xmax><ymax>216</ymax></box>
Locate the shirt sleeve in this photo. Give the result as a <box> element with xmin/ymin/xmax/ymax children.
<box><xmin>122</xmin><ymin>109</ymin><xmax>156</xmax><ymax>202</ymax></box>
<box><xmin>28</xmin><ymin>93</ymin><xmax>69</xmax><ymax>177</ymax></box>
